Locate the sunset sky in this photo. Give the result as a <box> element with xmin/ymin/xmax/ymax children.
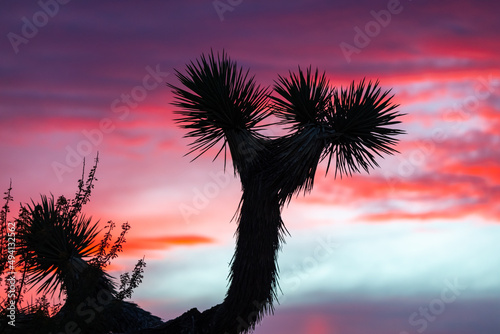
<box><xmin>1</xmin><ymin>0</ymin><xmax>500</xmax><ymax>333</ymax></box>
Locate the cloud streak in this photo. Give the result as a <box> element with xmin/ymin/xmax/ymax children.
<box><xmin>126</xmin><ymin>234</ymin><xmax>215</xmax><ymax>252</ymax></box>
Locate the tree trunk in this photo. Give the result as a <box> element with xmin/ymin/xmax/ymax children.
<box><xmin>211</xmin><ymin>181</ymin><xmax>283</xmax><ymax>333</ymax></box>
<box><xmin>129</xmin><ymin>188</ymin><xmax>283</xmax><ymax>334</ymax></box>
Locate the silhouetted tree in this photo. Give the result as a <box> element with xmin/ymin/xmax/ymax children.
<box><xmin>151</xmin><ymin>50</ymin><xmax>405</xmax><ymax>334</ymax></box>
<box><xmin>3</xmin><ymin>156</ymin><xmax>161</xmax><ymax>333</ymax></box>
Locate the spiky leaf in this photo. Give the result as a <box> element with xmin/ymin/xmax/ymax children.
<box><xmin>168</xmin><ymin>50</ymin><xmax>270</xmax><ymax>161</ymax></box>
<box><xmin>17</xmin><ymin>195</ymin><xmax>100</xmax><ymax>296</ymax></box>
<box><xmin>323</xmin><ymin>79</ymin><xmax>405</xmax><ymax>177</ymax></box>
<box><xmin>271</xmin><ymin>67</ymin><xmax>331</xmax><ymax>129</ymax></box>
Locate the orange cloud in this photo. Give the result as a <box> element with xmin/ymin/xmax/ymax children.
<box><xmin>124</xmin><ymin>235</ymin><xmax>215</xmax><ymax>252</ymax></box>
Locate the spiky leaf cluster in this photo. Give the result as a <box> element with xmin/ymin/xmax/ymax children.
<box><xmin>17</xmin><ymin>195</ymin><xmax>100</xmax><ymax>295</ymax></box>
<box><xmin>168</xmin><ymin>50</ymin><xmax>270</xmax><ymax>161</ymax></box>
<box><xmin>169</xmin><ymin>52</ymin><xmax>404</xmax><ymax>180</ymax></box>
<box><xmin>271</xmin><ymin>67</ymin><xmax>331</xmax><ymax>129</ymax></box>
<box><xmin>324</xmin><ymin>79</ymin><xmax>404</xmax><ymax>176</ymax></box>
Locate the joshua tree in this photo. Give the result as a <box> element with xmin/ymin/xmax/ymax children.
<box><xmin>161</xmin><ymin>50</ymin><xmax>405</xmax><ymax>334</ymax></box>
<box><xmin>12</xmin><ymin>158</ymin><xmax>162</xmax><ymax>334</ymax></box>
